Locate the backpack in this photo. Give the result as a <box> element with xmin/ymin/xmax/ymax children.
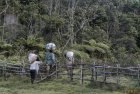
<box><xmin>66</xmin><ymin>51</ymin><xmax>74</xmax><ymax>61</ymax></box>
<box><xmin>45</xmin><ymin>43</ymin><xmax>56</xmax><ymax>50</ymax></box>
<box><xmin>28</xmin><ymin>53</ymin><xmax>37</xmax><ymax>63</ymax></box>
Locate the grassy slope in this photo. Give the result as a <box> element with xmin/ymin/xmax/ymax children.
<box><xmin>0</xmin><ymin>76</ymin><xmax>125</xmax><ymax>94</ymax></box>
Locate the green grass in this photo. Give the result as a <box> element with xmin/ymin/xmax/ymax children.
<box><xmin>0</xmin><ymin>76</ymin><xmax>126</xmax><ymax>94</ymax></box>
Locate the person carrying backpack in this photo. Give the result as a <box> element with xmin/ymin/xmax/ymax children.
<box><xmin>28</xmin><ymin>50</ymin><xmax>42</xmax><ymax>84</ymax></box>
<box><xmin>45</xmin><ymin>43</ymin><xmax>56</xmax><ymax>74</ymax></box>
<box><xmin>65</xmin><ymin>51</ymin><xmax>74</xmax><ymax>80</ymax></box>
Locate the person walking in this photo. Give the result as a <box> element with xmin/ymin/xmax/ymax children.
<box><xmin>65</xmin><ymin>51</ymin><xmax>74</xmax><ymax>81</ymax></box>
<box><xmin>45</xmin><ymin>49</ymin><xmax>55</xmax><ymax>74</ymax></box>
<box><xmin>45</xmin><ymin>43</ymin><xmax>56</xmax><ymax>74</ymax></box>
<box><xmin>29</xmin><ymin>52</ymin><xmax>42</xmax><ymax>84</ymax></box>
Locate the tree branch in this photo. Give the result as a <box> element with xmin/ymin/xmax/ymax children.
<box><xmin>0</xmin><ymin>0</ymin><xmax>9</xmax><ymax>15</ymax></box>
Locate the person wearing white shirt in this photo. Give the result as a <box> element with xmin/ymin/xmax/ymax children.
<box><xmin>30</xmin><ymin>55</ymin><xmax>41</xmax><ymax>84</ymax></box>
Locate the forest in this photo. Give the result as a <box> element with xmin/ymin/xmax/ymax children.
<box><xmin>0</xmin><ymin>0</ymin><xmax>140</xmax><ymax>94</ymax></box>
<box><xmin>0</xmin><ymin>0</ymin><xmax>140</xmax><ymax>64</ymax></box>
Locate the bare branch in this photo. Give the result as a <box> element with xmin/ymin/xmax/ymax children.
<box><xmin>0</xmin><ymin>0</ymin><xmax>9</xmax><ymax>15</ymax></box>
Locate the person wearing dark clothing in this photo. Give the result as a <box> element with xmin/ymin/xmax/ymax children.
<box><xmin>45</xmin><ymin>49</ymin><xmax>56</xmax><ymax>74</ymax></box>
<box><xmin>29</xmin><ymin>55</ymin><xmax>42</xmax><ymax>84</ymax></box>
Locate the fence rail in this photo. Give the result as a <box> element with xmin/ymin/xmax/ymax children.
<box><xmin>0</xmin><ymin>61</ymin><xmax>140</xmax><ymax>85</ymax></box>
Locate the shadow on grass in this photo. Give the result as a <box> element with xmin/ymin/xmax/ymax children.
<box><xmin>86</xmin><ymin>81</ymin><xmax>124</xmax><ymax>92</ymax></box>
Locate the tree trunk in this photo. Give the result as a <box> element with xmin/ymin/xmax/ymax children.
<box><xmin>68</xmin><ymin>0</ymin><xmax>76</xmax><ymax>46</ymax></box>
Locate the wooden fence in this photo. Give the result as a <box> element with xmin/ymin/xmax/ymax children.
<box><xmin>0</xmin><ymin>61</ymin><xmax>140</xmax><ymax>85</ymax></box>
<box><xmin>57</xmin><ymin>62</ymin><xmax>140</xmax><ymax>85</ymax></box>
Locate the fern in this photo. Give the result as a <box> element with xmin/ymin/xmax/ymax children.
<box><xmin>72</xmin><ymin>50</ymin><xmax>90</xmax><ymax>59</ymax></box>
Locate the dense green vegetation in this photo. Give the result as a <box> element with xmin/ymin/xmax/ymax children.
<box><xmin>0</xmin><ymin>1</ymin><xmax>140</xmax><ymax>94</ymax></box>
<box><xmin>0</xmin><ymin>0</ymin><xmax>140</xmax><ymax>63</ymax></box>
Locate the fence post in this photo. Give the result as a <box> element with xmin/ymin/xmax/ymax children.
<box><xmin>80</xmin><ymin>64</ymin><xmax>83</xmax><ymax>85</ymax></box>
<box><xmin>2</xmin><ymin>63</ymin><xmax>4</xmax><ymax>78</ymax></box>
<box><xmin>138</xmin><ymin>64</ymin><xmax>140</xmax><ymax>86</ymax></box>
<box><xmin>56</xmin><ymin>61</ymin><xmax>58</xmax><ymax>78</ymax></box>
<box><xmin>0</xmin><ymin>63</ymin><xmax>2</xmax><ymax>76</ymax></box>
<box><xmin>116</xmin><ymin>64</ymin><xmax>120</xmax><ymax>86</ymax></box>
<box><xmin>103</xmin><ymin>64</ymin><xmax>106</xmax><ymax>83</ymax></box>
<box><xmin>91</xmin><ymin>62</ymin><xmax>97</xmax><ymax>86</ymax></box>
<box><xmin>3</xmin><ymin>62</ymin><xmax>7</xmax><ymax>80</ymax></box>
<box><xmin>94</xmin><ymin>62</ymin><xmax>97</xmax><ymax>81</ymax></box>
<box><xmin>91</xmin><ymin>65</ymin><xmax>94</xmax><ymax>81</ymax></box>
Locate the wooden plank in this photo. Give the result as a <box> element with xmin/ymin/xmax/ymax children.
<box><xmin>36</xmin><ymin>71</ymin><xmax>57</xmax><ymax>83</ymax></box>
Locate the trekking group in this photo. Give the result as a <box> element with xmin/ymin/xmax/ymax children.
<box><xmin>28</xmin><ymin>43</ymin><xmax>74</xmax><ymax>84</ymax></box>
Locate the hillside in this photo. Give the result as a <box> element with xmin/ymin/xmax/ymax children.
<box><xmin>0</xmin><ymin>0</ymin><xmax>140</xmax><ymax>63</ymax></box>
